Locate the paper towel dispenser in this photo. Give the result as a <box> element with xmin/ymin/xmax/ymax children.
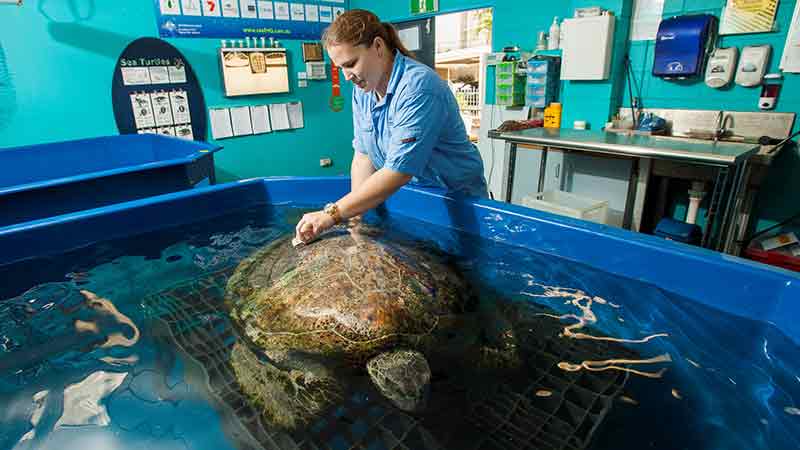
<box><xmin>653</xmin><ymin>14</ymin><xmax>718</xmax><ymax>80</ymax></box>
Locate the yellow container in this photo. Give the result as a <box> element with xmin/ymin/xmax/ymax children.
<box><xmin>544</xmin><ymin>102</ymin><xmax>562</xmax><ymax>128</ymax></box>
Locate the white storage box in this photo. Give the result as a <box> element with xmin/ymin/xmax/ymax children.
<box><xmin>522</xmin><ymin>190</ymin><xmax>609</xmax><ymax>224</ymax></box>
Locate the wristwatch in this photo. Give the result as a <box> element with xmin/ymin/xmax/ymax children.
<box><xmin>323</xmin><ymin>202</ymin><xmax>342</xmax><ymax>224</ymax></box>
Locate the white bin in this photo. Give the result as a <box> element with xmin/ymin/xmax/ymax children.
<box><xmin>522</xmin><ymin>190</ymin><xmax>609</xmax><ymax>225</ymax></box>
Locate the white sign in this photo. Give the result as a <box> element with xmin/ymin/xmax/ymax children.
<box><xmin>181</xmin><ymin>0</ymin><xmax>202</xmax><ymax>16</ymax></box>
<box><xmin>630</xmin><ymin>0</ymin><xmax>664</xmax><ymax>41</ymax></box>
<box><xmin>230</xmin><ymin>106</ymin><xmax>254</xmax><ymax>136</ymax></box>
<box><xmin>121</xmin><ymin>67</ymin><xmax>151</xmax><ymax>86</ymax></box>
<box><xmin>240</xmin><ymin>0</ymin><xmax>258</xmax><ymax>18</ymax></box>
<box><xmin>150</xmin><ymin>92</ymin><xmax>175</xmax><ymax>126</ymax></box>
<box><xmin>209</xmin><ymin>108</ymin><xmax>234</xmax><ymax>139</ymax></box>
<box><xmin>158</xmin><ymin>126</ymin><xmax>177</xmax><ymax>137</ymax></box>
<box><xmin>169</xmin><ymin>90</ymin><xmax>191</xmax><ymax>124</ymax></box>
<box><xmin>159</xmin><ymin>0</ymin><xmax>181</xmax><ymax>15</ymax></box>
<box><xmin>319</xmin><ymin>6</ymin><xmax>332</xmax><ymax>23</ymax></box>
<box><xmin>222</xmin><ymin>0</ymin><xmax>241</xmax><ymax>17</ymax></box>
<box><xmin>287</xmin><ymin>101</ymin><xmax>304</xmax><ymax>129</ymax></box>
<box><xmin>305</xmin><ymin>4</ymin><xmax>319</xmax><ymax>22</ymax></box>
<box><xmin>175</xmin><ymin>124</ymin><xmax>194</xmax><ymax>140</ymax></box>
<box><xmin>148</xmin><ymin>66</ymin><xmax>170</xmax><ymax>84</ymax></box>
<box><xmin>398</xmin><ymin>27</ymin><xmax>420</xmax><ymax>51</ymax></box>
<box><xmin>250</xmin><ymin>105</ymin><xmax>272</xmax><ymax>134</ymax></box>
<box><xmin>269</xmin><ymin>103</ymin><xmax>291</xmax><ymax>130</ymax></box>
<box><xmin>203</xmin><ymin>0</ymin><xmax>222</xmax><ymax>16</ymax></box>
<box><xmin>168</xmin><ymin>64</ymin><xmax>187</xmax><ymax>83</ymax></box>
<box><xmin>274</xmin><ymin>2</ymin><xmax>290</xmax><ymax>20</ymax></box>
<box><xmin>130</xmin><ymin>93</ymin><xmax>156</xmax><ymax>129</ymax></box>
<box><xmin>290</xmin><ymin>3</ymin><xmax>305</xmax><ymax>21</ymax></box>
<box><xmin>781</xmin><ymin>0</ymin><xmax>800</xmax><ymax>73</ymax></box>
<box><xmin>257</xmin><ymin>0</ymin><xmax>274</xmax><ymax>19</ymax></box>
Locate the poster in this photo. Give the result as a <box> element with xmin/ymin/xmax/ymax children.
<box><xmin>151</xmin><ymin>92</ymin><xmax>175</xmax><ymax>126</ymax></box>
<box><xmin>130</xmin><ymin>93</ymin><xmax>156</xmax><ymax>129</ymax></box>
<box><xmin>257</xmin><ymin>0</ymin><xmax>274</xmax><ymax>19</ymax></box>
<box><xmin>180</xmin><ymin>0</ymin><xmax>202</xmax><ymax>16</ymax></box>
<box><xmin>319</xmin><ymin>6</ymin><xmax>332</xmax><ymax>23</ymax></box>
<box><xmin>113</xmin><ymin>38</ymin><xmax>206</xmax><ymax>140</ymax></box>
<box><xmin>153</xmin><ymin>0</ymin><xmax>348</xmax><ymax>39</ymax></box>
<box><xmin>169</xmin><ymin>90</ymin><xmax>192</xmax><ymax>124</ymax></box>
<box><xmin>630</xmin><ymin>0</ymin><xmax>664</xmax><ymax>41</ymax></box>
<box><xmin>781</xmin><ymin>0</ymin><xmax>800</xmax><ymax>72</ymax></box>
<box><xmin>720</xmin><ymin>0</ymin><xmax>778</xmax><ymax>35</ymax></box>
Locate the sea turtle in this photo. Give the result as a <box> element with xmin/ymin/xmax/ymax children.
<box><xmin>224</xmin><ymin>222</ymin><xmax>484</xmax><ymax>430</ymax></box>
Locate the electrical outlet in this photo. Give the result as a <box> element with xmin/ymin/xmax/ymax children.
<box><xmin>319</xmin><ymin>158</ymin><xmax>332</xmax><ymax>167</ymax></box>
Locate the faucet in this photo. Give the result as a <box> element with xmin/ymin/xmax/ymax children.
<box><xmin>715</xmin><ymin>111</ymin><xmax>733</xmax><ymax>142</ymax></box>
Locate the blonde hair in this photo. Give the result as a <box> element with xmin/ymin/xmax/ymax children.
<box><xmin>322</xmin><ymin>9</ymin><xmax>414</xmax><ymax>59</ymax></box>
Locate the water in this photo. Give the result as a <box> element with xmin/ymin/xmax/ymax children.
<box><xmin>0</xmin><ymin>203</ymin><xmax>798</xmax><ymax>450</ymax></box>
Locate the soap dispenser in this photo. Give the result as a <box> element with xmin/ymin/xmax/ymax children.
<box><xmin>735</xmin><ymin>45</ymin><xmax>771</xmax><ymax>87</ymax></box>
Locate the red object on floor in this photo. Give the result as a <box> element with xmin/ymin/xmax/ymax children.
<box><xmin>743</xmin><ymin>246</ymin><xmax>800</xmax><ymax>272</ymax></box>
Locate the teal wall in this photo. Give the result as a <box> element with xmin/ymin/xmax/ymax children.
<box><xmin>623</xmin><ymin>0</ymin><xmax>800</xmax><ymax>229</ymax></box>
<box><xmin>0</xmin><ymin>1</ymin><xmax>354</xmax><ymax>182</ymax></box>
<box><xmin>560</xmin><ymin>0</ymin><xmax>634</xmax><ymax>129</ymax></box>
<box><xmin>351</xmin><ymin>1</ymin><xmax>571</xmax><ymax>57</ymax></box>
<box><xmin>2</xmin><ymin>0</ymin><xmax>798</xmax><ymax>230</ymax></box>
<box><xmin>359</xmin><ymin>0</ymin><xmax>799</xmax><ymax>231</ymax></box>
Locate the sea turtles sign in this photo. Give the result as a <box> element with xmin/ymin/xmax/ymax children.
<box><xmin>153</xmin><ymin>0</ymin><xmax>348</xmax><ymax>39</ymax></box>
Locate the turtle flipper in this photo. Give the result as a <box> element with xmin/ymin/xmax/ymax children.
<box><xmin>366</xmin><ymin>349</ymin><xmax>431</xmax><ymax>413</ymax></box>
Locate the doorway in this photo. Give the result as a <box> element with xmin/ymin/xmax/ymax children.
<box><xmin>393</xmin><ymin>8</ymin><xmax>493</xmax><ymax>141</ymax></box>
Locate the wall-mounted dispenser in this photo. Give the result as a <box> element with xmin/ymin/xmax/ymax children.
<box><xmin>705</xmin><ymin>47</ymin><xmax>738</xmax><ymax>88</ymax></box>
<box><xmin>735</xmin><ymin>45</ymin><xmax>771</xmax><ymax>87</ymax></box>
<box><xmin>653</xmin><ymin>14</ymin><xmax>718</xmax><ymax>80</ymax></box>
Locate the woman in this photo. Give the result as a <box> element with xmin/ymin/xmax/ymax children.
<box><xmin>295</xmin><ymin>9</ymin><xmax>488</xmax><ymax>244</ymax></box>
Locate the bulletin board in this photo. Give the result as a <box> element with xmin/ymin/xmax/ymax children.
<box><xmin>111</xmin><ymin>38</ymin><xmax>208</xmax><ymax>141</ymax></box>
<box><xmin>153</xmin><ymin>0</ymin><xmax>348</xmax><ymax>40</ymax></box>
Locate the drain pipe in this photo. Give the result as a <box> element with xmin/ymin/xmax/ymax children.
<box><xmin>686</xmin><ymin>181</ymin><xmax>706</xmax><ymax>225</ymax></box>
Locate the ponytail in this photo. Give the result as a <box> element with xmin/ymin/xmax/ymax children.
<box><xmin>323</xmin><ymin>9</ymin><xmax>416</xmax><ymax>60</ymax></box>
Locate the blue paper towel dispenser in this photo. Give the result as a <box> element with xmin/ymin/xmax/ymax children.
<box><xmin>653</xmin><ymin>14</ymin><xmax>718</xmax><ymax>80</ymax></box>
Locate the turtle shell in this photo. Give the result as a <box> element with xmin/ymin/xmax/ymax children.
<box><xmin>225</xmin><ymin>225</ymin><xmax>472</xmax><ymax>365</ymax></box>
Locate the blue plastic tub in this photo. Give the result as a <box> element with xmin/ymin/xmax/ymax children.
<box><xmin>0</xmin><ymin>176</ymin><xmax>797</xmax><ymax>345</ymax></box>
<box><xmin>1</xmin><ymin>177</ymin><xmax>799</xmax><ymax>449</ymax></box>
<box><xmin>0</xmin><ymin>134</ymin><xmax>221</xmax><ymax>227</ymax></box>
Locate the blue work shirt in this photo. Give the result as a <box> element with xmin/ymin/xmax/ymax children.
<box><xmin>351</xmin><ymin>51</ymin><xmax>488</xmax><ymax>198</ymax></box>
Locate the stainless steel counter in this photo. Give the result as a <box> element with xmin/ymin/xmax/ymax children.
<box><xmin>487</xmin><ymin>128</ymin><xmax>760</xmax><ymax>165</ymax></box>
<box><xmin>487</xmin><ymin>128</ymin><xmax>757</xmax><ymax>254</ymax></box>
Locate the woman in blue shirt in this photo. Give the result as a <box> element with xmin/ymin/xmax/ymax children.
<box><xmin>295</xmin><ymin>9</ymin><xmax>488</xmax><ymax>243</ymax></box>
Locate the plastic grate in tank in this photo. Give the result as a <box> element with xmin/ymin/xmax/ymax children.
<box><xmin>143</xmin><ymin>273</ymin><xmax>634</xmax><ymax>450</ymax></box>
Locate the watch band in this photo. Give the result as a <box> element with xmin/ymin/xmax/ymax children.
<box><xmin>324</xmin><ymin>203</ymin><xmax>342</xmax><ymax>224</ymax></box>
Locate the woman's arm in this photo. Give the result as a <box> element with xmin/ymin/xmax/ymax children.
<box><xmin>339</xmin><ymin>167</ymin><xmax>411</xmax><ymax>219</ymax></box>
<box><xmin>351</xmin><ymin>150</ymin><xmax>376</xmax><ymax>191</ymax></box>
<box><xmin>295</xmin><ymin>167</ymin><xmax>410</xmax><ymax>243</ymax></box>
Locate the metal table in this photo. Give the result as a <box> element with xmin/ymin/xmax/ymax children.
<box><xmin>487</xmin><ymin>128</ymin><xmax>760</xmax><ymax>253</ymax></box>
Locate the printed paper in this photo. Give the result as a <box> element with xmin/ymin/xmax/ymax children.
<box><xmin>130</xmin><ymin>93</ymin><xmax>156</xmax><ymax>129</ymax></box>
<box><xmin>169</xmin><ymin>90</ymin><xmax>192</xmax><ymax>124</ymax></box>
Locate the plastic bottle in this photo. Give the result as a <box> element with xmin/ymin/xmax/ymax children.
<box><xmin>536</xmin><ymin>31</ymin><xmax>548</xmax><ymax>51</ymax></box>
<box><xmin>548</xmin><ymin>17</ymin><xmax>560</xmax><ymax>50</ymax></box>
<box><xmin>544</xmin><ymin>102</ymin><xmax>562</xmax><ymax>128</ymax></box>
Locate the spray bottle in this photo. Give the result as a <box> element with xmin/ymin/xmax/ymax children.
<box><xmin>548</xmin><ymin>17</ymin><xmax>560</xmax><ymax>50</ymax></box>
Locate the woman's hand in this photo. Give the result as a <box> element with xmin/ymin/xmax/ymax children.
<box><xmin>295</xmin><ymin>210</ymin><xmax>336</xmax><ymax>243</ymax></box>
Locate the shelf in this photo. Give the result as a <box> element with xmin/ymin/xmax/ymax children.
<box><xmin>534</xmin><ymin>49</ymin><xmax>562</xmax><ymax>57</ymax></box>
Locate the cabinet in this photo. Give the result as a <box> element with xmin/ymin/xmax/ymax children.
<box><xmin>561</xmin><ymin>15</ymin><xmax>615</xmax><ymax>80</ymax></box>
<box><xmin>509</xmin><ymin>145</ymin><xmax>635</xmax><ymax>229</ymax></box>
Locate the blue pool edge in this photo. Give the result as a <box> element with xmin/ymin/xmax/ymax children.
<box><xmin>1</xmin><ymin>176</ymin><xmax>798</xmax><ymax>346</ymax></box>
